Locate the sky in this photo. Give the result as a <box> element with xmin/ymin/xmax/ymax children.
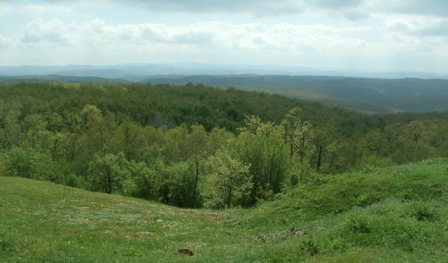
<box><xmin>0</xmin><ymin>0</ymin><xmax>447</xmax><ymax>75</ymax></box>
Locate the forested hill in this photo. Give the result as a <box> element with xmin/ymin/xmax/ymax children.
<box><xmin>2</xmin><ymin>74</ymin><xmax>448</xmax><ymax>113</ymax></box>
<box><xmin>142</xmin><ymin>75</ymin><xmax>448</xmax><ymax>113</ymax></box>
<box><xmin>0</xmin><ymin>81</ymin><xmax>379</xmax><ymax>132</ymax></box>
<box><xmin>1</xmin><ymin>82</ymin><xmax>448</xmax><ymax>209</ymax></box>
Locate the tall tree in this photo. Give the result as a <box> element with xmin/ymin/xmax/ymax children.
<box><xmin>281</xmin><ymin>107</ymin><xmax>302</xmax><ymax>158</ymax></box>
<box><xmin>206</xmin><ymin>150</ymin><xmax>251</xmax><ymax>208</ymax></box>
<box><xmin>235</xmin><ymin>116</ymin><xmax>288</xmax><ymax>206</ymax></box>
<box><xmin>88</xmin><ymin>152</ymin><xmax>130</xmax><ymax>194</ymax></box>
<box><xmin>185</xmin><ymin>124</ymin><xmax>208</xmax><ymax>207</ymax></box>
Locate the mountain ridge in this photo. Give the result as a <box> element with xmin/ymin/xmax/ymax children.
<box><xmin>1</xmin><ymin>65</ymin><xmax>448</xmax><ymax>113</ymax></box>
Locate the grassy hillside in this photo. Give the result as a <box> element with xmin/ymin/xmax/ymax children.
<box><xmin>1</xmin><ymin>159</ymin><xmax>448</xmax><ymax>262</ymax></box>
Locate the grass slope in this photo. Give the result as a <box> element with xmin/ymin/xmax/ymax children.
<box><xmin>1</xmin><ymin>159</ymin><xmax>447</xmax><ymax>262</ymax></box>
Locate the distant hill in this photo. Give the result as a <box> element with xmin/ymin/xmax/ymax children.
<box><xmin>1</xmin><ymin>64</ymin><xmax>446</xmax><ymax>79</ymax></box>
<box><xmin>1</xmin><ymin>64</ymin><xmax>447</xmax><ymax>113</ymax></box>
<box><xmin>0</xmin><ymin>75</ymin><xmax>128</xmax><ymax>84</ymax></box>
<box><xmin>142</xmin><ymin>75</ymin><xmax>448</xmax><ymax>113</ymax></box>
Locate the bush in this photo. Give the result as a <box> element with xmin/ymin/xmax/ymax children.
<box><xmin>347</xmin><ymin>215</ymin><xmax>372</xmax><ymax>234</ymax></box>
<box><xmin>5</xmin><ymin>147</ymin><xmax>53</xmax><ymax>180</ymax></box>
<box><xmin>411</xmin><ymin>202</ymin><xmax>438</xmax><ymax>222</ymax></box>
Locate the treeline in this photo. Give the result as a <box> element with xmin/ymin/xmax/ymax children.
<box><xmin>0</xmin><ymin>82</ymin><xmax>447</xmax><ymax>208</ymax></box>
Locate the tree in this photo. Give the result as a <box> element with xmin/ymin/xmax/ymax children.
<box><xmin>22</xmin><ymin>114</ymin><xmax>49</xmax><ymax>150</ymax></box>
<box><xmin>281</xmin><ymin>107</ymin><xmax>302</xmax><ymax>158</ymax></box>
<box><xmin>130</xmin><ymin>161</ymin><xmax>160</xmax><ymax>200</ymax></box>
<box><xmin>88</xmin><ymin>152</ymin><xmax>130</xmax><ymax>194</ymax></box>
<box><xmin>1</xmin><ymin>101</ymin><xmax>22</xmax><ymax>149</ymax></box>
<box><xmin>6</xmin><ymin>147</ymin><xmax>53</xmax><ymax>180</ymax></box>
<box><xmin>235</xmin><ymin>115</ymin><xmax>289</xmax><ymax>206</ymax></box>
<box><xmin>113</xmin><ymin>120</ymin><xmax>146</xmax><ymax>161</ymax></box>
<box><xmin>310</xmin><ymin>124</ymin><xmax>342</xmax><ymax>173</ymax></box>
<box><xmin>81</xmin><ymin>105</ymin><xmax>116</xmax><ymax>156</ymax></box>
<box><xmin>206</xmin><ymin>150</ymin><xmax>251</xmax><ymax>208</ymax></box>
<box><xmin>158</xmin><ymin>161</ymin><xmax>197</xmax><ymax>207</ymax></box>
<box><xmin>184</xmin><ymin>124</ymin><xmax>208</xmax><ymax>207</ymax></box>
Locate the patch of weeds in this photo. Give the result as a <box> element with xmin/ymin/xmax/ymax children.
<box><xmin>356</xmin><ymin>194</ymin><xmax>378</xmax><ymax>208</ymax></box>
<box><xmin>411</xmin><ymin>203</ymin><xmax>438</xmax><ymax>222</ymax></box>
<box><xmin>253</xmin><ymin>227</ymin><xmax>303</xmax><ymax>243</ymax></box>
<box><xmin>328</xmin><ymin>236</ymin><xmax>346</xmax><ymax>251</ymax></box>
<box><xmin>0</xmin><ymin>231</ymin><xmax>18</xmax><ymax>254</ymax></box>
<box><xmin>347</xmin><ymin>215</ymin><xmax>372</xmax><ymax>234</ymax></box>
<box><xmin>312</xmin><ymin>177</ymin><xmax>328</xmax><ymax>186</ymax></box>
<box><xmin>300</xmin><ymin>236</ymin><xmax>323</xmax><ymax>256</ymax></box>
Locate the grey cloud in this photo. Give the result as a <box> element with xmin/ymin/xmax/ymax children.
<box><xmin>173</xmin><ymin>32</ymin><xmax>215</xmax><ymax>44</ymax></box>
<box><xmin>20</xmin><ymin>19</ymin><xmax>67</xmax><ymax>44</ymax></box>
<box><xmin>120</xmin><ymin>0</ymin><xmax>448</xmax><ymax>18</ymax></box>
<box><xmin>310</xmin><ymin>0</ymin><xmax>366</xmax><ymax>9</ymax></box>
<box><xmin>10</xmin><ymin>0</ymin><xmax>447</xmax><ymax>17</ymax></box>
<box><xmin>390</xmin><ymin>20</ymin><xmax>448</xmax><ymax>37</ymax></box>
<box><xmin>21</xmin><ymin>32</ymin><xmax>66</xmax><ymax>43</ymax></box>
<box><xmin>391</xmin><ymin>0</ymin><xmax>448</xmax><ymax>17</ymax></box>
<box><xmin>110</xmin><ymin>0</ymin><xmax>304</xmax><ymax>15</ymax></box>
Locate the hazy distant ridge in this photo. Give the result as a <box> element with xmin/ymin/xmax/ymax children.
<box><xmin>1</xmin><ymin>64</ymin><xmax>447</xmax><ymax>113</ymax></box>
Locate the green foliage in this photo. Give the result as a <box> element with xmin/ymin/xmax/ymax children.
<box><xmin>410</xmin><ymin>202</ymin><xmax>438</xmax><ymax>222</ymax></box>
<box><xmin>88</xmin><ymin>152</ymin><xmax>131</xmax><ymax>194</ymax></box>
<box><xmin>235</xmin><ymin>116</ymin><xmax>289</xmax><ymax>206</ymax></box>
<box><xmin>5</xmin><ymin>147</ymin><xmax>53</xmax><ymax>180</ymax></box>
<box><xmin>345</xmin><ymin>212</ymin><xmax>372</xmax><ymax>234</ymax></box>
<box><xmin>1</xmin><ymin>81</ymin><xmax>448</xmax><ymax>209</ymax></box>
<box><xmin>158</xmin><ymin>161</ymin><xmax>198</xmax><ymax>207</ymax></box>
<box><xmin>205</xmin><ymin>150</ymin><xmax>252</xmax><ymax>208</ymax></box>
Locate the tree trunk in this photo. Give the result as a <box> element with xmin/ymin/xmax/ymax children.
<box><xmin>316</xmin><ymin>145</ymin><xmax>323</xmax><ymax>172</ymax></box>
<box><xmin>193</xmin><ymin>157</ymin><xmax>199</xmax><ymax>208</ymax></box>
<box><xmin>227</xmin><ymin>186</ymin><xmax>232</xmax><ymax>209</ymax></box>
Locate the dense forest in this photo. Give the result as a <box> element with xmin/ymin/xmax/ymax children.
<box><xmin>141</xmin><ymin>75</ymin><xmax>448</xmax><ymax>113</ymax></box>
<box><xmin>1</xmin><ymin>82</ymin><xmax>448</xmax><ymax>208</ymax></box>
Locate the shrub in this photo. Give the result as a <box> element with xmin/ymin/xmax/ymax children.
<box><xmin>411</xmin><ymin>202</ymin><xmax>438</xmax><ymax>222</ymax></box>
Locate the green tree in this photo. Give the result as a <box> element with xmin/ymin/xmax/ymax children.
<box><xmin>206</xmin><ymin>150</ymin><xmax>251</xmax><ymax>208</ymax></box>
<box><xmin>6</xmin><ymin>147</ymin><xmax>53</xmax><ymax>180</ymax></box>
<box><xmin>281</xmin><ymin>107</ymin><xmax>302</xmax><ymax>158</ymax></box>
<box><xmin>158</xmin><ymin>161</ymin><xmax>197</xmax><ymax>207</ymax></box>
<box><xmin>81</xmin><ymin>105</ymin><xmax>116</xmax><ymax>155</ymax></box>
<box><xmin>130</xmin><ymin>161</ymin><xmax>160</xmax><ymax>200</ymax></box>
<box><xmin>184</xmin><ymin>124</ymin><xmax>208</xmax><ymax>207</ymax></box>
<box><xmin>88</xmin><ymin>152</ymin><xmax>130</xmax><ymax>194</ymax></box>
<box><xmin>235</xmin><ymin>116</ymin><xmax>289</xmax><ymax>206</ymax></box>
<box><xmin>113</xmin><ymin>120</ymin><xmax>146</xmax><ymax>161</ymax></box>
<box><xmin>1</xmin><ymin>101</ymin><xmax>22</xmax><ymax>149</ymax></box>
<box><xmin>22</xmin><ymin>114</ymin><xmax>49</xmax><ymax>150</ymax></box>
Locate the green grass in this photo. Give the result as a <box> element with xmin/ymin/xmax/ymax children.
<box><xmin>1</xmin><ymin>159</ymin><xmax>448</xmax><ymax>262</ymax></box>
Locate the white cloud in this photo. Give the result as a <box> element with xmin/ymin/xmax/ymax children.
<box><xmin>18</xmin><ymin>4</ymin><xmax>73</xmax><ymax>16</ymax></box>
<box><xmin>385</xmin><ymin>15</ymin><xmax>448</xmax><ymax>36</ymax></box>
<box><xmin>8</xmin><ymin>18</ymin><xmax>443</xmax><ymax>64</ymax></box>
<box><xmin>0</xmin><ymin>1</ymin><xmax>446</xmax><ymax>74</ymax></box>
<box><xmin>0</xmin><ymin>2</ymin><xmax>13</xmax><ymax>17</ymax></box>
<box><xmin>21</xmin><ymin>18</ymin><xmax>69</xmax><ymax>44</ymax></box>
<box><xmin>0</xmin><ymin>35</ymin><xmax>16</xmax><ymax>47</ymax></box>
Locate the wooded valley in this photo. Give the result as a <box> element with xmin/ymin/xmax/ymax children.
<box><xmin>1</xmin><ymin>81</ymin><xmax>448</xmax><ymax>209</ymax></box>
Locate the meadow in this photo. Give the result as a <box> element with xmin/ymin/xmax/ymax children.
<box><xmin>1</xmin><ymin>158</ymin><xmax>447</xmax><ymax>262</ymax></box>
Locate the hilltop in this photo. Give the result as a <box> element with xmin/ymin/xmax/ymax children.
<box><xmin>1</xmin><ymin>159</ymin><xmax>447</xmax><ymax>262</ymax></box>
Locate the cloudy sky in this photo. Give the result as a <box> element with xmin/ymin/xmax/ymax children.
<box><xmin>1</xmin><ymin>0</ymin><xmax>447</xmax><ymax>74</ymax></box>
